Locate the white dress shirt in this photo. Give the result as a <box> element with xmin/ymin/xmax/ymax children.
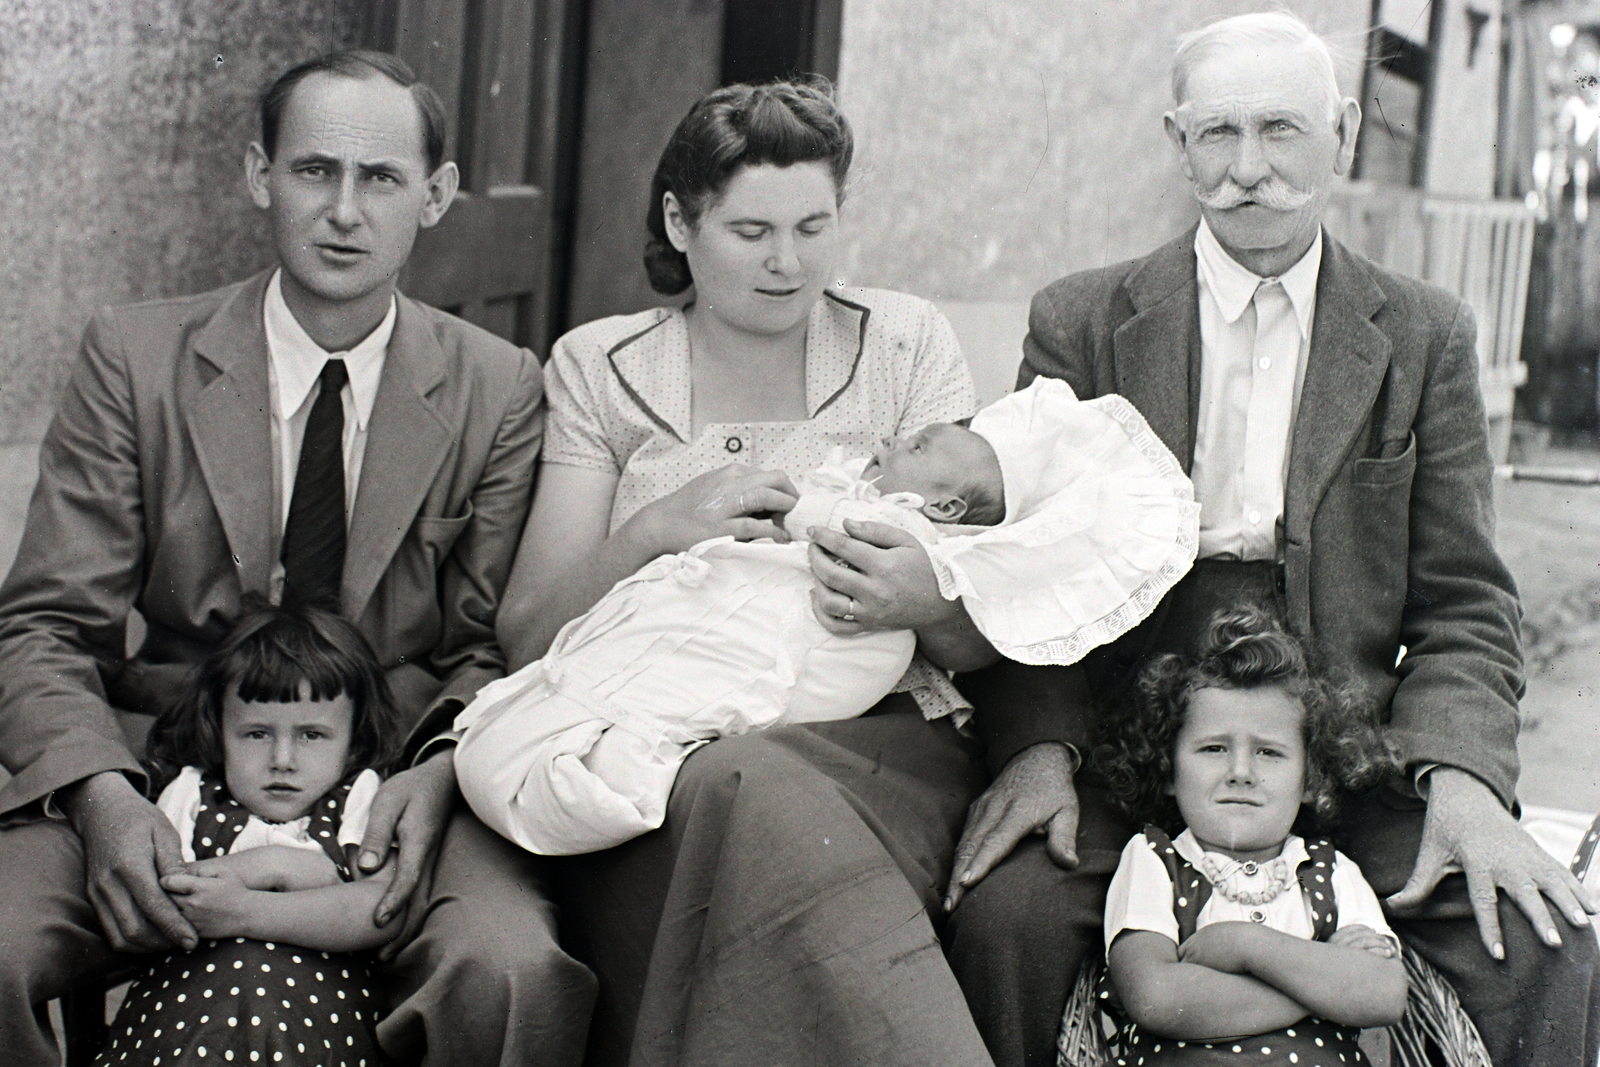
<box><xmin>262</xmin><ymin>269</ymin><xmax>395</xmax><ymax>604</ymax></box>
<box><xmin>1190</xmin><ymin>219</ymin><xmax>1322</xmax><ymax>561</ymax></box>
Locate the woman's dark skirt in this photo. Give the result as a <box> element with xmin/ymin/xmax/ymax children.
<box><xmin>556</xmin><ymin>696</ymin><xmax>994</xmax><ymax>1067</ymax></box>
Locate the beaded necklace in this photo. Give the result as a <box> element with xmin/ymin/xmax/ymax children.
<box><xmin>1197</xmin><ymin>850</ymin><xmax>1292</xmax><ymax>905</ymax></box>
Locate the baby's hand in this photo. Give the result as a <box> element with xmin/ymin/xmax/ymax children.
<box><xmin>1327</xmin><ymin>924</ymin><xmax>1399</xmax><ymax>958</ymax></box>
<box><xmin>1176</xmin><ymin>921</ymin><xmax>1267</xmax><ymax>974</ymax></box>
<box><xmin>161</xmin><ymin>872</ymin><xmax>254</xmax><ymax>940</ymax></box>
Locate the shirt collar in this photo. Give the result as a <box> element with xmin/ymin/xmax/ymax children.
<box><xmin>262</xmin><ymin>268</ymin><xmax>394</xmax><ymax>430</ymax></box>
<box><xmin>1194</xmin><ymin>217</ymin><xmax>1321</xmax><ymax>339</ymax></box>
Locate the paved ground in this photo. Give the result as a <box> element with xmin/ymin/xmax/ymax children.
<box><xmin>1498</xmin><ymin>439</ymin><xmax>1600</xmax><ymax>812</ymax></box>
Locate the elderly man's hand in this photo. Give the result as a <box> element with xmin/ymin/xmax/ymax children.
<box><xmin>1388</xmin><ymin>766</ymin><xmax>1598</xmax><ymax>959</ymax></box>
<box><xmin>945</xmin><ymin>741</ymin><xmax>1080</xmax><ymax>912</ymax></box>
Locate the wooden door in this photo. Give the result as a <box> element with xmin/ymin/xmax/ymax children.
<box><xmin>362</xmin><ymin>0</ymin><xmax>581</xmax><ymax>352</ymax></box>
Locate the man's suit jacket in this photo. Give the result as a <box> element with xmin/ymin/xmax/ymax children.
<box><xmin>970</xmin><ymin>227</ymin><xmax>1524</xmax><ymax>807</ymax></box>
<box><xmin>0</xmin><ymin>269</ymin><xmax>544</xmax><ymax>816</ymax></box>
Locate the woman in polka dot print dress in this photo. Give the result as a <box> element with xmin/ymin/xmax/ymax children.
<box><xmin>95</xmin><ymin>605</ymin><xmax>404</xmax><ymax>1066</ymax></box>
<box><xmin>1090</xmin><ymin>608</ymin><xmax>1408</xmax><ymax>1063</ymax></box>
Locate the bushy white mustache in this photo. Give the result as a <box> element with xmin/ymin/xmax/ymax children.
<box><xmin>1195</xmin><ymin>178</ymin><xmax>1314</xmax><ymax>211</ymax></box>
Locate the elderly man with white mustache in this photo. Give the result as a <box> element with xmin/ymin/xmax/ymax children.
<box><xmin>943</xmin><ymin>11</ymin><xmax>1600</xmax><ymax>1067</ymax></box>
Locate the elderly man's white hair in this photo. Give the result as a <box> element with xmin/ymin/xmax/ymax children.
<box><xmin>1171</xmin><ymin>10</ymin><xmax>1343</xmax><ymax>120</ymax></box>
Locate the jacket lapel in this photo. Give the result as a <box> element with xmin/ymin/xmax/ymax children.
<box><xmin>1284</xmin><ymin>236</ymin><xmax>1392</xmax><ymax>540</ymax></box>
<box><xmin>1281</xmin><ymin>236</ymin><xmax>1391</xmax><ymax>633</ymax></box>
<box><xmin>343</xmin><ymin>295</ymin><xmax>454</xmax><ymax>620</ymax></box>
<box><xmin>1114</xmin><ymin>228</ymin><xmax>1203</xmax><ymax>471</ymax></box>
<box><xmin>188</xmin><ymin>272</ymin><xmax>276</xmax><ymax>595</ymax></box>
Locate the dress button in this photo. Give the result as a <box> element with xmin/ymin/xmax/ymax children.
<box><xmin>1258</xmin><ymin>356</ymin><xmax>1271</xmax><ymax>370</ymax></box>
<box><xmin>1249</xmin><ymin>909</ymin><xmax>1266</xmax><ymax>923</ymax></box>
<box><xmin>1241</xmin><ymin>861</ymin><xmax>1258</xmax><ymax>876</ymax></box>
<box><xmin>725</xmin><ymin>436</ymin><xmax>743</xmax><ymax>454</ymax></box>
<box><xmin>1247</xmin><ymin>509</ymin><xmax>1262</xmax><ymax>525</ymax></box>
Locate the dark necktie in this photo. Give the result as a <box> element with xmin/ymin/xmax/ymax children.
<box><xmin>281</xmin><ymin>358</ymin><xmax>349</xmax><ymax>612</ymax></box>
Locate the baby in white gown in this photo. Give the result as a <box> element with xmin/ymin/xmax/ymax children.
<box><xmin>455</xmin><ymin>378</ymin><xmax>1201</xmax><ymax>855</ymax></box>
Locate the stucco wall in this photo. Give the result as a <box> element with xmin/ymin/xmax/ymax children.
<box><xmin>835</xmin><ymin>0</ymin><xmax>1372</xmax><ymax>399</ymax></box>
<box><xmin>0</xmin><ymin>1</ymin><xmax>365</xmax><ymax>444</ymax></box>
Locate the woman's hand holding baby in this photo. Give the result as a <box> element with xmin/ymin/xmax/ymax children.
<box><xmin>622</xmin><ymin>465</ymin><xmax>798</xmax><ymax>557</ymax></box>
<box><xmin>808</xmin><ymin>518</ymin><xmax>998</xmax><ymax>671</ymax></box>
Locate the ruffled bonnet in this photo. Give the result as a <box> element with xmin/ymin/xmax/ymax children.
<box><xmin>922</xmin><ymin>377</ymin><xmax>1200</xmax><ymax>665</ymax></box>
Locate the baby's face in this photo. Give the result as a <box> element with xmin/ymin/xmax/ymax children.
<box><xmin>862</xmin><ymin>423</ymin><xmax>1000</xmax><ymax>521</ymax></box>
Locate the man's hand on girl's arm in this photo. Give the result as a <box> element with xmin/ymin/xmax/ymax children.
<box><xmin>356</xmin><ymin>745</ymin><xmax>458</xmax><ymax>938</ymax></box>
<box><xmin>1178</xmin><ymin>922</ymin><xmax>1407</xmax><ymax>1028</ymax></box>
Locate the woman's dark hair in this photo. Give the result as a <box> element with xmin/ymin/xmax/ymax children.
<box><xmin>1094</xmin><ymin>606</ymin><xmax>1396</xmax><ymax>833</ymax></box>
<box><xmin>644</xmin><ymin>76</ymin><xmax>854</xmax><ymax>295</ymax></box>
<box><xmin>260</xmin><ymin>50</ymin><xmax>449</xmax><ymax>173</ymax></box>
<box><xmin>144</xmin><ymin>601</ymin><xmax>402</xmax><ymax>796</ymax></box>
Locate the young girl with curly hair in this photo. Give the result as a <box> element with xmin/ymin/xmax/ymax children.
<box><xmin>1092</xmin><ymin>607</ymin><xmax>1406</xmax><ymax>1064</ymax></box>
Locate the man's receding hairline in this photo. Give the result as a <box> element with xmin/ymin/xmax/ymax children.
<box><xmin>275</xmin><ymin>69</ymin><xmax>432</xmax><ymax>168</ymax></box>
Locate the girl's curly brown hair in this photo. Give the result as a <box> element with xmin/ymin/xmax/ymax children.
<box><xmin>1093</xmin><ymin>606</ymin><xmax>1396</xmax><ymax>834</ymax></box>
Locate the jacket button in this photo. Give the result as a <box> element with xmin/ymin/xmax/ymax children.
<box><xmin>725</xmin><ymin>436</ymin><xmax>743</xmax><ymax>454</ymax></box>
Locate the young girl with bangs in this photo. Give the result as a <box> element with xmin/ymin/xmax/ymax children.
<box><xmin>95</xmin><ymin>604</ymin><xmax>402</xmax><ymax>1067</ymax></box>
<box><xmin>1093</xmin><ymin>607</ymin><xmax>1407</xmax><ymax>1064</ymax></box>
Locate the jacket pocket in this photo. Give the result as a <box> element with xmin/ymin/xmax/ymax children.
<box><xmin>1352</xmin><ymin>432</ymin><xmax>1417</xmax><ymax>487</ymax></box>
<box><xmin>414</xmin><ymin>506</ymin><xmax>473</xmax><ymax>568</ymax></box>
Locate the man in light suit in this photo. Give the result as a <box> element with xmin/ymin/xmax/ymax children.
<box><xmin>944</xmin><ymin>12</ymin><xmax>1599</xmax><ymax>1066</ymax></box>
<box><xmin>0</xmin><ymin>52</ymin><xmax>593</xmax><ymax>1066</ymax></box>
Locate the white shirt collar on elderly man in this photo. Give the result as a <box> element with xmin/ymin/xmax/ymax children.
<box><xmin>261</xmin><ymin>267</ymin><xmax>396</xmax><ymax>603</ymax></box>
<box><xmin>1190</xmin><ymin>216</ymin><xmax>1322</xmax><ymax>562</ymax></box>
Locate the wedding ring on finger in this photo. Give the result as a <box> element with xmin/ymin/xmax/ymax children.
<box><xmin>842</xmin><ymin>597</ymin><xmax>858</xmax><ymax>623</ymax></box>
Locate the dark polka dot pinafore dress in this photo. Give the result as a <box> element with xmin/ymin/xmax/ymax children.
<box><xmin>95</xmin><ymin>774</ymin><xmax>388</xmax><ymax>1067</ymax></box>
<box><xmin>1110</xmin><ymin>826</ymin><xmax>1367</xmax><ymax>1066</ymax></box>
